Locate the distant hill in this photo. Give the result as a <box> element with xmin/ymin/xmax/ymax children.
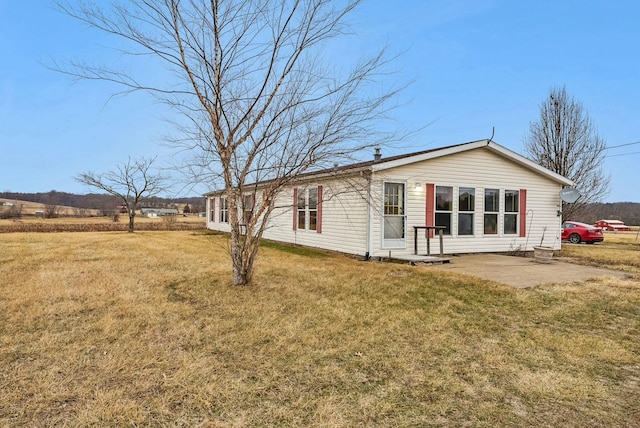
<box><xmin>0</xmin><ymin>197</ymin><xmax>102</xmax><ymax>218</ymax></box>
<box><xmin>580</xmin><ymin>202</ymin><xmax>640</xmax><ymax>226</ymax></box>
<box><xmin>0</xmin><ymin>191</ymin><xmax>205</xmax><ymax>215</ymax></box>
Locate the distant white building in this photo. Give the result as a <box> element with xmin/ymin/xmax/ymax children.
<box><xmin>140</xmin><ymin>208</ymin><xmax>179</xmax><ymax>218</ymax></box>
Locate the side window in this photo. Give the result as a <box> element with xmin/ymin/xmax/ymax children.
<box><xmin>209</xmin><ymin>198</ymin><xmax>216</xmax><ymax>222</ymax></box>
<box><xmin>435</xmin><ymin>186</ymin><xmax>453</xmax><ymax>235</ymax></box>
<box><xmin>220</xmin><ymin>197</ymin><xmax>228</xmax><ymax>223</ymax></box>
<box><xmin>458</xmin><ymin>187</ymin><xmax>475</xmax><ymax>236</ymax></box>
<box><xmin>504</xmin><ymin>190</ymin><xmax>519</xmax><ymax>234</ymax></box>
<box><xmin>484</xmin><ymin>189</ymin><xmax>499</xmax><ymax>234</ymax></box>
<box><xmin>308</xmin><ymin>188</ymin><xmax>318</xmax><ymax>231</ymax></box>
<box><xmin>243</xmin><ymin>194</ymin><xmax>253</xmax><ymax>224</ymax></box>
<box><xmin>297</xmin><ymin>190</ymin><xmax>306</xmax><ymax>230</ymax></box>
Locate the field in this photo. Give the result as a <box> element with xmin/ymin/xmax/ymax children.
<box><xmin>1</xmin><ymin>230</ymin><xmax>639</xmax><ymax>426</ymax></box>
<box><xmin>0</xmin><ymin>215</ymin><xmax>206</xmax><ymax>233</ymax></box>
<box><xmin>0</xmin><ymin>198</ymin><xmax>102</xmax><ymax>217</ymax></box>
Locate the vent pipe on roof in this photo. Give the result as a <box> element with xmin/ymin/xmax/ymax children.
<box><xmin>374</xmin><ymin>147</ymin><xmax>382</xmax><ymax>162</ymax></box>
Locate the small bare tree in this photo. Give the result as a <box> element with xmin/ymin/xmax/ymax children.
<box><xmin>58</xmin><ymin>0</ymin><xmax>401</xmax><ymax>285</ymax></box>
<box><xmin>75</xmin><ymin>157</ymin><xmax>167</xmax><ymax>232</ymax></box>
<box><xmin>524</xmin><ymin>86</ymin><xmax>610</xmax><ymax>221</ymax></box>
<box><xmin>43</xmin><ymin>203</ymin><xmax>62</xmax><ymax>219</ymax></box>
<box><xmin>0</xmin><ymin>203</ymin><xmax>23</xmax><ymax>219</ymax></box>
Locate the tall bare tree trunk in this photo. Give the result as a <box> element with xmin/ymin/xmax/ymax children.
<box><xmin>59</xmin><ymin>0</ymin><xmax>400</xmax><ymax>285</ymax></box>
<box><xmin>128</xmin><ymin>212</ymin><xmax>135</xmax><ymax>233</ymax></box>
<box><xmin>230</xmin><ymin>230</ymin><xmax>255</xmax><ymax>286</ymax></box>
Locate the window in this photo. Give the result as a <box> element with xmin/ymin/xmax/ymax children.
<box><xmin>383</xmin><ymin>182</ymin><xmax>405</xmax><ymax>241</ymax></box>
<box><xmin>297</xmin><ymin>190</ymin><xmax>306</xmax><ymax>230</ymax></box>
<box><xmin>504</xmin><ymin>190</ymin><xmax>519</xmax><ymax>234</ymax></box>
<box><xmin>220</xmin><ymin>197</ymin><xmax>228</xmax><ymax>223</ymax></box>
<box><xmin>209</xmin><ymin>198</ymin><xmax>216</xmax><ymax>222</ymax></box>
<box><xmin>458</xmin><ymin>187</ymin><xmax>475</xmax><ymax>235</ymax></box>
<box><xmin>484</xmin><ymin>188</ymin><xmax>499</xmax><ymax>234</ymax></box>
<box><xmin>435</xmin><ymin>186</ymin><xmax>452</xmax><ymax>235</ymax></box>
<box><xmin>308</xmin><ymin>188</ymin><xmax>318</xmax><ymax>231</ymax></box>
<box><xmin>243</xmin><ymin>194</ymin><xmax>253</xmax><ymax>224</ymax></box>
<box><xmin>295</xmin><ymin>187</ymin><xmax>321</xmax><ymax>232</ymax></box>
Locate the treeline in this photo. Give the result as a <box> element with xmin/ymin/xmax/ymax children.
<box><xmin>3</xmin><ymin>191</ymin><xmax>638</xmax><ymax>225</ymax></box>
<box><xmin>0</xmin><ymin>191</ymin><xmax>205</xmax><ymax>214</ymax></box>
<box><xmin>579</xmin><ymin>202</ymin><xmax>640</xmax><ymax>226</ymax></box>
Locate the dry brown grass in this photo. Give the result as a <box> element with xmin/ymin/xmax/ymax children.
<box><xmin>559</xmin><ymin>231</ymin><xmax>640</xmax><ymax>273</ymax></box>
<box><xmin>1</xmin><ymin>231</ymin><xmax>639</xmax><ymax>426</ymax></box>
<box><xmin>0</xmin><ymin>216</ymin><xmax>205</xmax><ymax>233</ymax></box>
<box><xmin>0</xmin><ymin>198</ymin><xmax>102</xmax><ymax>217</ymax></box>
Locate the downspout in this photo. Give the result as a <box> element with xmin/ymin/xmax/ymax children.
<box><xmin>365</xmin><ymin>171</ymin><xmax>373</xmax><ymax>260</ymax></box>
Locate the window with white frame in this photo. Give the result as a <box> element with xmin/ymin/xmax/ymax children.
<box><xmin>296</xmin><ymin>187</ymin><xmax>320</xmax><ymax>231</ymax></box>
<box><xmin>308</xmin><ymin>188</ymin><xmax>318</xmax><ymax>231</ymax></box>
<box><xmin>243</xmin><ymin>194</ymin><xmax>253</xmax><ymax>224</ymax></box>
<box><xmin>209</xmin><ymin>198</ymin><xmax>215</xmax><ymax>222</ymax></box>
<box><xmin>383</xmin><ymin>182</ymin><xmax>405</xmax><ymax>241</ymax></box>
<box><xmin>504</xmin><ymin>190</ymin><xmax>519</xmax><ymax>234</ymax></box>
<box><xmin>220</xmin><ymin>197</ymin><xmax>228</xmax><ymax>223</ymax></box>
<box><xmin>435</xmin><ymin>185</ymin><xmax>453</xmax><ymax>235</ymax></box>
<box><xmin>458</xmin><ymin>187</ymin><xmax>475</xmax><ymax>235</ymax></box>
<box><xmin>484</xmin><ymin>188</ymin><xmax>499</xmax><ymax>234</ymax></box>
<box><xmin>297</xmin><ymin>190</ymin><xmax>306</xmax><ymax>230</ymax></box>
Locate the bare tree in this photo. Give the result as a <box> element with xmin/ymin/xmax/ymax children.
<box><xmin>0</xmin><ymin>203</ymin><xmax>23</xmax><ymax>219</ymax></box>
<box><xmin>43</xmin><ymin>203</ymin><xmax>62</xmax><ymax>219</ymax></box>
<box><xmin>524</xmin><ymin>86</ymin><xmax>610</xmax><ymax>221</ymax></box>
<box><xmin>57</xmin><ymin>0</ymin><xmax>401</xmax><ymax>285</ymax></box>
<box><xmin>75</xmin><ymin>157</ymin><xmax>168</xmax><ymax>232</ymax></box>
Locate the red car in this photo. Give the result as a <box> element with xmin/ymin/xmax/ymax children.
<box><xmin>561</xmin><ymin>221</ymin><xmax>604</xmax><ymax>244</ymax></box>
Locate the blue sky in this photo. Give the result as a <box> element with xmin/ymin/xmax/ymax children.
<box><xmin>1</xmin><ymin>0</ymin><xmax>639</xmax><ymax>201</ymax></box>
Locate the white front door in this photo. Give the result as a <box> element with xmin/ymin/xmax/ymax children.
<box><xmin>383</xmin><ymin>182</ymin><xmax>406</xmax><ymax>248</ymax></box>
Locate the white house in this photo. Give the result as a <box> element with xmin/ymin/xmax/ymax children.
<box><xmin>205</xmin><ymin>140</ymin><xmax>573</xmax><ymax>259</ymax></box>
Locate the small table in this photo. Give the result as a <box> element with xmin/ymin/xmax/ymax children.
<box><xmin>413</xmin><ymin>226</ymin><xmax>446</xmax><ymax>256</ymax></box>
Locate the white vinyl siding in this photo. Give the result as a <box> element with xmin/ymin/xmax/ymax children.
<box><xmin>259</xmin><ymin>177</ymin><xmax>369</xmax><ymax>256</ymax></box>
<box><xmin>369</xmin><ymin>148</ymin><xmax>563</xmax><ymax>256</ymax></box>
<box><xmin>206</xmin><ymin>146</ymin><xmax>565</xmax><ymax>257</ymax></box>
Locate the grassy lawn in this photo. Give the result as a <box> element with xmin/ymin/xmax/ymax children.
<box><xmin>1</xmin><ymin>231</ymin><xmax>639</xmax><ymax>426</ymax></box>
<box><xmin>559</xmin><ymin>231</ymin><xmax>640</xmax><ymax>274</ymax></box>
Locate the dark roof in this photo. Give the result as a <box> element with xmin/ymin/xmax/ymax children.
<box><xmin>205</xmin><ymin>140</ymin><xmax>487</xmax><ymax>195</ymax></box>
<box><xmin>308</xmin><ymin>141</ymin><xmax>474</xmax><ymax>176</ymax></box>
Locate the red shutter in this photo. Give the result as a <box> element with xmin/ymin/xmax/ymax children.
<box><xmin>519</xmin><ymin>189</ymin><xmax>527</xmax><ymax>237</ymax></box>
<box><xmin>426</xmin><ymin>183</ymin><xmax>435</xmax><ymax>238</ymax></box>
<box><xmin>317</xmin><ymin>185</ymin><xmax>323</xmax><ymax>234</ymax></box>
<box><xmin>293</xmin><ymin>188</ymin><xmax>298</xmax><ymax>231</ymax></box>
